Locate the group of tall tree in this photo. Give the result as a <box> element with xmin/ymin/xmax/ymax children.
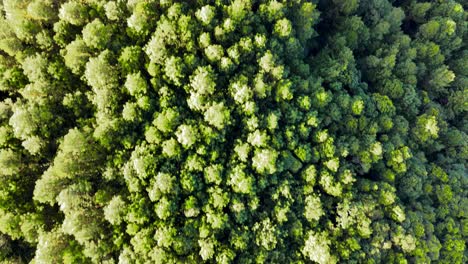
<box><xmin>0</xmin><ymin>0</ymin><xmax>466</xmax><ymax>263</ymax></box>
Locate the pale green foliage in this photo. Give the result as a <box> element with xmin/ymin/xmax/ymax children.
<box><xmin>253</xmin><ymin>218</ymin><xmax>278</xmax><ymax>250</ymax></box>
<box><xmin>198</xmin><ymin>238</ymin><xmax>215</xmax><ymax>260</ymax></box>
<box><xmin>84</xmin><ymin>51</ymin><xmax>118</xmax><ymax>91</ymax></box>
<box><xmin>84</xmin><ymin>51</ymin><xmax>120</xmax><ymax>111</ymax></box>
<box><xmin>392</xmin><ymin>232</ymin><xmax>416</xmax><ymax>253</ymax></box>
<box><xmin>33</xmin><ymin>128</ymin><xmax>101</xmax><ymax>204</ymax></box>
<box><xmin>228</xmin><ymin>165</ymin><xmax>254</xmax><ymax>194</ymax></box>
<box><xmin>126</xmin><ymin>1</ymin><xmax>156</xmax><ymax>36</ymax></box>
<box><xmin>164</xmin><ymin>56</ymin><xmax>184</xmax><ymax>85</ymax></box>
<box><xmin>21</xmin><ymin>135</ymin><xmax>44</xmax><ymax>155</ymax></box>
<box><xmin>204</xmin><ymin>164</ymin><xmax>223</xmax><ymax>185</ymax></box>
<box><xmin>258</xmin><ymin>50</ymin><xmax>277</xmax><ymax>73</ymax></box>
<box><xmin>161</xmin><ymin>138</ymin><xmax>180</xmax><ymax>158</ymax></box>
<box><xmin>147</xmin><ymin>172</ymin><xmax>176</xmax><ymax>202</ymax></box>
<box><xmin>122</xmin><ymin>102</ymin><xmax>139</xmax><ymax>121</ymax></box>
<box><xmin>196</xmin><ymin>5</ymin><xmax>215</xmax><ymax>25</ymax></box>
<box><xmin>414</xmin><ymin>114</ymin><xmax>439</xmax><ymax>142</ymax></box>
<box><xmin>301</xmin><ymin>165</ymin><xmax>317</xmax><ymax>185</ymax></box>
<box><xmin>63</xmin><ymin>38</ymin><xmax>91</xmax><ymax>74</ymax></box>
<box><xmin>22</xmin><ymin>53</ymin><xmax>48</xmax><ymax>82</ymax></box>
<box><xmin>104</xmin><ymin>195</ymin><xmax>126</xmax><ymax>225</ymax></box>
<box><xmin>252</xmin><ymin>148</ymin><xmax>278</xmax><ymax>175</ymax></box>
<box><xmin>391</xmin><ymin>205</ymin><xmax>406</xmax><ymax>223</ymax></box>
<box><xmin>20</xmin><ymin>213</ymin><xmax>43</xmax><ymax>243</ymax></box>
<box><xmin>324</xmin><ymin>157</ymin><xmax>340</xmax><ymax>172</ymax></box>
<box><xmin>0</xmin><ymin>1</ymin><xmax>466</xmax><ymax>263</ymax></box>
<box><xmin>33</xmin><ymin>229</ymin><xmax>77</xmax><ymax>263</ymax></box>
<box><xmin>183</xmin><ymin>196</ymin><xmax>200</xmax><ymax>217</ymax></box>
<box><xmin>2</xmin><ymin>0</ymin><xmax>40</xmax><ymax>41</ymax></box>
<box><xmin>155</xmin><ymin>172</ymin><xmax>175</xmax><ymax>194</ymax></box>
<box><xmin>315</xmin><ymin>129</ymin><xmax>329</xmax><ymax>143</ymax></box>
<box><xmin>204</xmin><ymin>102</ymin><xmax>230</xmax><ymax>129</ymax></box>
<box><xmin>274</xmin><ymin>18</ymin><xmax>292</xmax><ymax>38</ymax></box>
<box><xmin>247</xmin><ymin>129</ymin><xmax>269</xmax><ymax>147</ymax></box>
<box><xmin>33</xmin><ymin>169</ymin><xmax>65</xmax><ymax>204</ymax></box>
<box><xmin>319</xmin><ymin>170</ymin><xmax>342</xmax><ymax>197</ymax></box>
<box><xmin>387</xmin><ymin>146</ymin><xmax>412</xmax><ymax>173</ymax></box>
<box><xmin>155</xmin><ymin>196</ymin><xmax>174</xmax><ymax>220</ymax></box>
<box><xmin>275</xmin><ymin>80</ymin><xmax>293</xmax><ymax>101</ymax></box>
<box><xmin>205</xmin><ymin>45</ymin><xmax>224</xmax><ymax>62</ymax></box>
<box><xmin>304</xmin><ymin>194</ymin><xmax>323</xmax><ymax>222</ymax></box>
<box><xmin>0</xmin><ymin>16</ymin><xmax>24</xmax><ymax>56</ymax></box>
<box><xmin>153</xmin><ymin>108</ymin><xmax>179</xmax><ymax>134</ymax></box>
<box><xmin>128</xmin><ymin>228</ymin><xmax>150</xmax><ymax>256</ymax></box>
<box><xmin>82</xmin><ymin>19</ymin><xmax>112</xmax><ymax>49</ymax></box>
<box><xmin>175</xmin><ymin>124</ymin><xmax>197</xmax><ymax>148</ymax></box>
<box><xmin>190</xmin><ymin>66</ymin><xmax>216</xmax><ymax>95</ymax></box>
<box><xmin>125</xmin><ymin>72</ymin><xmax>148</xmax><ymax>96</ymax></box>
<box><xmin>59</xmin><ymin>1</ymin><xmax>89</xmax><ymax>26</ymax></box>
<box><xmin>27</xmin><ymin>0</ymin><xmax>56</xmax><ymax>21</ymax></box>
<box><xmin>230</xmin><ymin>76</ymin><xmax>252</xmax><ymax>105</ymax></box>
<box><xmin>302</xmin><ymin>231</ymin><xmax>336</xmax><ymax>264</ymax></box>
<box><xmin>104</xmin><ymin>1</ymin><xmax>122</xmax><ymax>21</ymax></box>
<box><xmin>58</xmin><ymin>185</ymin><xmax>104</xmax><ymax>245</ymax></box>
<box><xmin>8</xmin><ymin>103</ymin><xmax>43</xmax><ymax>140</ymax></box>
<box><xmin>234</xmin><ymin>141</ymin><xmax>251</xmax><ymax>162</ymax></box>
<box><xmin>199</xmin><ymin>32</ymin><xmax>211</xmax><ymax>48</ymax></box>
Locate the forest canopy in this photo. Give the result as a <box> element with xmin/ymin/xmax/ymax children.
<box><xmin>0</xmin><ymin>0</ymin><xmax>467</xmax><ymax>263</ymax></box>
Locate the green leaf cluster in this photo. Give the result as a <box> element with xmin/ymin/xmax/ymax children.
<box><xmin>0</xmin><ymin>0</ymin><xmax>466</xmax><ymax>263</ymax></box>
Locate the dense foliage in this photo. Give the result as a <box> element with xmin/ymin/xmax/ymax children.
<box><xmin>0</xmin><ymin>0</ymin><xmax>467</xmax><ymax>263</ymax></box>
